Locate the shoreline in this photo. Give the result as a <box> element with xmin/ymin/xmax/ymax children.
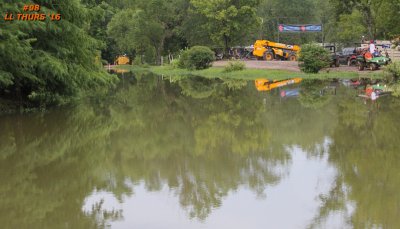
<box><xmin>112</xmin><ymin>62</ymin><xmax>385</xmax><ymax>80</ymax></box>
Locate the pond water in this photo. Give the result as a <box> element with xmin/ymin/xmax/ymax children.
<box><xmin>1</xmin><ymin>73</ymin><xmax>399</xmax><ymax>229</ymax></box>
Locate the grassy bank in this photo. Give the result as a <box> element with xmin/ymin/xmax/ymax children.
<box><xmin>114</xmin><ymin>65</ymin><xmax>384</xmax><ymax>80</ymax></box>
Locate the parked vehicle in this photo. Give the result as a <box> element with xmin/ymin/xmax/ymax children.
<box><xmin>253</xmin><ymin>40</ymin><xmax>300</xmax><ymax>61</ymax></box>
<box><xmin>356</xmin><ymin>52</ymin><xmax>391</xmax><ymax>71</ymax></box>
<box><xmin>338</xmin><ymin>47</ymin><xmax>357</xmax><ymax>66</ymax></box>
<box><xmin>115</xmin><ymin>55</ymin><xmax>130</xmax><ymax>65</ymax></box>
<box><xmin>323</xmin><ymin>45</ymin><xmax>340</xmax><ymax>67</ymax></box>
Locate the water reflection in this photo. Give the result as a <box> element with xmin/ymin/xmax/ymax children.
<box><xmin>255</xmin><ymin>78</ymin><xmax>302</xmax><ymax>91</ymax></box>
<box><xmin>0</xmin><ymin>73</ymin><xmax>399</xmax><ymax>228</ymax></box>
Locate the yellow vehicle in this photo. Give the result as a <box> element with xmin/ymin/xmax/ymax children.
<box><xmin>115</xmin><ymin>55</ymin><xmax>130</xmax><ymax>65</ymax></box>
<box><xmin>253</xmin><ymin>40</ymin><xmax>300</xmax><ymax>61</ymax></box>
<box><xmin>255</xmin><ymin>78</ymin><xmax>303</xmax><ymax>91</ymax></box>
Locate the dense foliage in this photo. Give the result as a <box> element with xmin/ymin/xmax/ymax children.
<box><xmin>188</xmin><ymin>0</ymin><xmax>261</xmax><ymax>52</ymax></box>
<box><xmin>178</xmin><ymin>46</ymin><xmax>215</xmax><ymax>70</ymax></box>
<box><xmin>385</xmin><ymin>61</ymin><xmax>400</xmax><ymax>78</ymax></box>
<box><xmin>298</xmin><ymin>44</ymin><xmax>331</xmax><ymax>73</ymax></box>
<box><xmin>0</xmin><ymin>0</ymin><xmax>117</xmax><ymax>107</ymax></box>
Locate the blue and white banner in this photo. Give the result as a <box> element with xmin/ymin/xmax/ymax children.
<box><xmin>278</xmin><ymin>24</ymin><xmax>322</xmax><ymax>32</ymax></box>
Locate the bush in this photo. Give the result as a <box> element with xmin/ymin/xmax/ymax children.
<box><xmin>392</xmin><ymin>37</ymin><xmax>400</xmax><ymax>50</ymax></box>
<box><xmin>298</xmin><ymin>43</ymin><xmax>331</xmax><ymax>73</ymax></box>
<box><xmin>385</xmin><ymin>61</ymin><xmax>400</xmax><ymax>78</ymax></box>
<box><xmin>170</xmin><ymin>59</ymin><xmax>180</xmax><ymax>68</ymax></box>
<box><xmin>177</xmin><ymin>50</ymin><xmax>190</xmax><ymax>68</ymax></box>
<box><xmin>224</xmin><ymin>61</ymin><xmax>246</xmax><ymax>72</ymax></box>
<box><xmin>132</xmin><ymin>57</ymin><xmax>142</xmax><ymax>66</ymax></box>
<box><xmin>385</xmin><ymin>62</ymin><xmax>400</xmax><ymax>97</ymax></box>
<box><xmin>178</xmin><ymin>46</ymin><xmax>215</xmax><ymax>70</ymax></box>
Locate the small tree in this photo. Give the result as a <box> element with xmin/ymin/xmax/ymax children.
<box><xmin>298</xmin><ymin>44</ymin><xmax>331</xmax><ymax>73</ymax></box>
<box><xmin>178</xmin><ymin>46</ymin><xmax>215</xmax><ymax>70</ymax></box>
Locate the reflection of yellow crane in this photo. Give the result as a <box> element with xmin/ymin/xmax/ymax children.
<box><xmin>255</xmin><ymin>78</ymin><xmax>303</xmax><ymax>91</ymax></box>
<box><xmin>253</xmin><ymin>40</ymin><xmax>300</xmax><ymax>61</ymax></box>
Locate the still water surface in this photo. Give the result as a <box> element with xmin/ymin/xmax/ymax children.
<box><xmin>1</xmin><ymin>74</ymin><xmax>399</xmax><ymax>229</ymax></box>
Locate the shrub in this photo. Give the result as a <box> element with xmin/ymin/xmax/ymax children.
<box><xmin>133</xmin><ymin>57</ymin><xmax>142</xmax><ymax>66</ymax></box>
<box><xmin>298</xmin><ymin>43</ymin><xmax>331</xmax><ymax>73</ymax></box>
<box><xmin>392</xmin><ymin>37</ymin><xmax>400</xmax><ymax>50</ymax></box>
<box><xmin>177</xmin><ymin>50</ymin><xmax>190</xmax><ymax>68</ymax></box>
<box><xmin>178</xmin><ymin>46</ymin><xmax>215</xmax><ymax>70</ymax></box>
<box><xmin>224</xmin><ymin>61</ymin><xmax>246</xmax><ymax>72</ymax></box>
<box><xmin>170</xmin><ymin>59</ymin><xmax>180</xmax><ymax>68</ymax></box>
<box><xmin>385</xmin><ymin>62</ymin><xmax>400</xmax><ymax>97</ymax></box>
<box><xmin>385</xmin><ymin>61</ymin><xmax>400</xmax><ymax>78</ymax></box>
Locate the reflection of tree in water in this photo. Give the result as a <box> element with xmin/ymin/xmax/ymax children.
<box><xmin>0</xmin><ymin>107</ymin><xmax>122</xmax><ymax>229</ymax></box>
<box><xmin>178</xmin><ymin>76</ymin><xmax>248</xmax><ymax>99</ymax></box>
<box><xmin>308</xmin><ymin>96</ymin><xmax>400</xmax><ymax>229</ymax></box>
<box><xmin>0</xmin><ymin>73</ymin><xmax>290</xmax><ymax>226</ymax></box>
<box><xmin>178</xmin><ymin>76</ymin><xmax>220</xmax><ymax>99</ymax></box>
<box><xmin>1</xmin><ymin>73</ymin><xmax>364</xmax><ymax>226</ymax></box>
<box><xmin>262</xmin><ymin>92</ymin><xmax>337</xmax><ymax>157</ymax></box>
<box><xmin>299</xmin><ymin>79</ymin><xmax>332</xmax><ymax>109</ymax></box>
<box><xmin>84</xmin><ymin>199</ymin><xmax>123</xmax><ymax>228</ymax></box>
<box><xmin>107</xmin><ymin>74</ymin><xmax>289</xmax><ymax>220</ymax></box>
<box><xmin>221</xmin><ymin>78</ymin><xmax>248</xmax><ymax>90</ymax></box>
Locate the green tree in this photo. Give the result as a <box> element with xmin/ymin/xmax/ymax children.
<box><xmin>189</xmin><ymin>0</ymin><xmax>261</xmax><ymax>53</ymax></box>
<box><xmin>107</xmin><ymin>9</ymin><xmax>156</xmax><ymax>63</ymax></box>
<box><xmin>373</xmin><ymin>0</ymin><xmax>400</xmax><ymax>38</ymax></box>
<box><xmin>178</xmin><ymin>46</ymin><xmax>215</xmax><ymax>70</ymax></box>
<box><xmin>0</xmin><ymin>0</ymin><xmax>116</xmax><ymax>106</ymax></box>
<box><xmin>107</xmin><ymin>0</ymin><xmax>188</xmax><ymax>64</ymax></box>
<box><xmin>336</xmin><ymin>10</ymin><xmax>367</xmax><ymax>43</ymax></box>
<box><xmin>329</xmin><ymin>0</ymin><xmax>400</xmax><ymax>39</ymax></box>
<box><xmin>83</xmin><ymin>1</ymin><xmax>119</xmax><ymax>63</ymax></box>
<box><xmin>298</xmin><ymin>44</ymin><xmax>331</xmax><ymax>73</ymax></box>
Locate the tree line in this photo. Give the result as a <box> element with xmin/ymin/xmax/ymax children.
<box><xmin>100</xmin><ymin>0</ymin><xmax>400</xmax><ymax>63</ymax></box>
<box><xmin>1</xmin><ymin>0</ymin><xmax>400</xmax><ymax>106</ymax></box>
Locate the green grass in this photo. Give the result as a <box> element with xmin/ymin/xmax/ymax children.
<box><xmin>113</xmin><ymin>64</ymin><xmax>385</xmax><ymax>80</ymax></box>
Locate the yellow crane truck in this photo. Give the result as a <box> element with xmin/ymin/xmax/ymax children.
<box><xmin>252</xmin><ymin>40</ymin><xmax>300</xmax><ymax>61</ymax></box>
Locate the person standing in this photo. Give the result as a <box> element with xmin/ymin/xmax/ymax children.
<box><xmin>369</xmin><ymin>40</ymin><xmax>376</xmax><ymax>54</ymax></box>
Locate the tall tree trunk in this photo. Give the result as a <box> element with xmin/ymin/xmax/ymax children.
<box><xmin>358</xmin><ymin>2</ymin><xmax>375</xmax><ymax>39</ymax></box>
<box><xmin>364</xmin><ymin>11</ymin><xmax>374</xmax><ymax>39</ymax></box>
<box><xmin>15</xmin><ymin>77</ymin><xmax>23</xmax><ymax>112</ymax></box>
<box><xmin>223</xmin><ymin>34</ymin><xmax>229</xmax><ymax>57</ymax></box>
<box><xmin>155</xmin><ymin>38</ymin><xmax>165</xmax><ymax>65</ymax></box>
<box><xmin>155</xmin><ymin>48</ymin><xmax>161</xmax><ymax>65</ymax></box>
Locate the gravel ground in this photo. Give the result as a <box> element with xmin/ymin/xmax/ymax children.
<box><xmin>213</xmin><ymin>60</ymin><xmax>381</xmax><ymax>73</ymax></box>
